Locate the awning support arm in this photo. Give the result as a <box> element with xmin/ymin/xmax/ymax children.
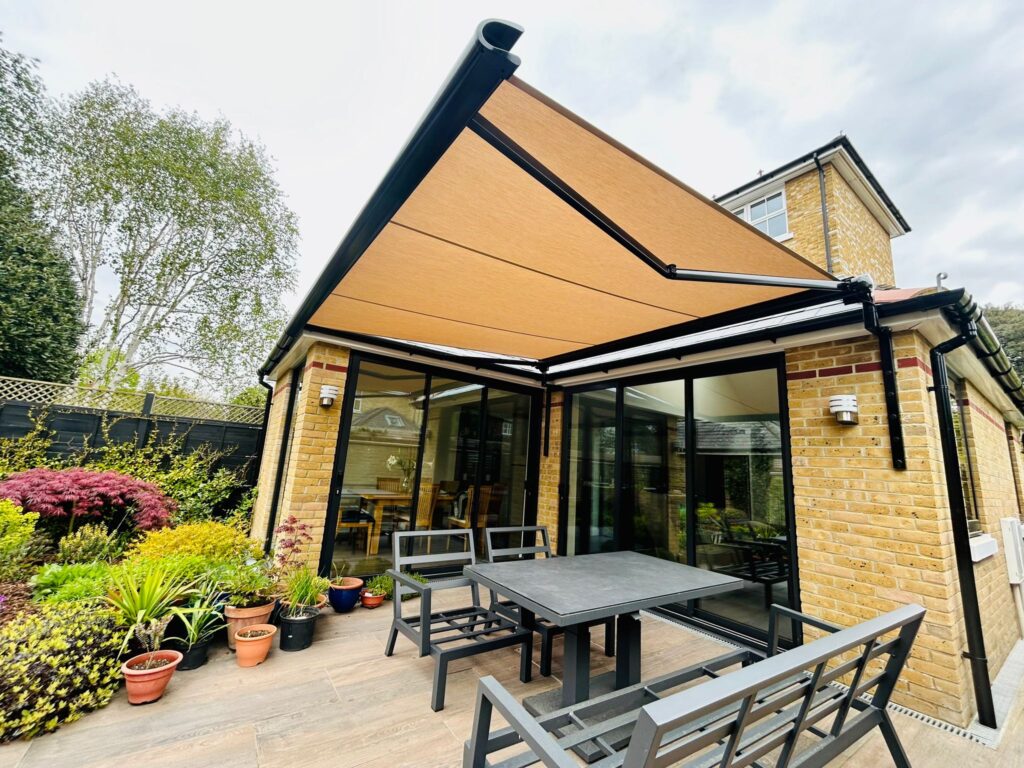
<box><xmin>863</xmin><ymin>301</ymin><xmax>907</xmax><ymax>470</ymax></box>
<box><xmin>468</xmin><ymin>115</ymin><xmax>870</xmax><ymax>296</ymax></box>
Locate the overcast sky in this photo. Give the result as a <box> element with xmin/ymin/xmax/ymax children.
<box><xmin>3</xmin><ymin>0</ymin><xmax>1023</xmax><ymax>312</ymax></box>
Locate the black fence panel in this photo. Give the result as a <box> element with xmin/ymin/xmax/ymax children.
<box><xmin>0</xmin><ymin>401</ymin><xmax>263</xmax><ymax>485</ymax></box>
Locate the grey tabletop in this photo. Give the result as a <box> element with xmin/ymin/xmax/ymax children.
<box><xmin>464</xmin><ymin>551</ymin><xmax>743</xmax><ymax>627</ymax></box>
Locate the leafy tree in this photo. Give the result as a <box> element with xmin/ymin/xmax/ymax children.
<box><xmin>34</xmin><ymin>80</ymin><xmax>297</xmax><ymax>393</ymax></box>
<box><xmin>0</xmin><ymin>33</ymin><xmax>45</xmax><ymax>162</ymax></box>
<box><xmin>0</xmin><ymin>154</ymin><xmax>83</xmax><ymax>381</ymax></box>
<box><xmin>985</xmin><ymin>303</ymin><xmax>1024</xmax><ymax>374</ymax></box>
<box><xmin>229</xmin><ymin>385</ymin><xmax>268</xmax><ymax>408</ymax></box>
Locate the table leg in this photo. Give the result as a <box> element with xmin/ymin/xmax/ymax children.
<box><xmin>615</xmin><ymin>613</ymin><xmax>641</xmax><ymax>689</ymax></box>
<box><xmin>368</xmin><ymin>502</ymin><xmax>382</xmax><ymax>556</ymax></box>
<box><xmin>562</xmin><ymin>623</ymin><xmax>591</xmax><ymax>706</ymax></box>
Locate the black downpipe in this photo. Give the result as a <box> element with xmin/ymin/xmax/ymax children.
<box><xmin>813</xmin><ymin>153</ymin><xmax>834</xmax><ymax>274</ymax></box>
<box><xmin>930</xmin><ymin>321</ymin><xmax>997</xmax><ymax>728</ymax></box>
<box><xmin>863</xmin><ymin>301</ymin><xmax>907</xmax><ymax>470</ymax></box>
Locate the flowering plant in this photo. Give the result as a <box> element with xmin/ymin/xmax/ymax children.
<box><xmin>385</xmin><ymin>454</ymin><xmax>416</xmax><ymax>488</ymax></box>
<box><xmin>273</xmin><ymin>514</ymin><xmax>313</xmax><ymax>572</ymax></box>
<box><xmin>0</xmin><ymin>467</ymin><xmax>174</xmax><ymax>537</ymax></box>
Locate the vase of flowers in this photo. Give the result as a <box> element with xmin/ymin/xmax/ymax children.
<box><xmin>385</xmin><ymin>454</ymin><xmax>416</xmax><ymax>490</ymax></box>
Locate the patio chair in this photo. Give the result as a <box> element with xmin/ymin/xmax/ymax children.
<box><xmin>384</xmin><ymin>529</ymin><xmax>533</xmax><ymax>712</ymax></box>
<box><xmin>484</xmin><ymin>526</ymin><xmax>615</xmax><ymax>677</ymax></box>
<box><xmin>464</xmin><ymin>602</ymin><xmax>926</xmax><ymax>768</ymax></box>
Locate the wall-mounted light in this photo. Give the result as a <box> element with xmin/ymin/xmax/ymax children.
<box><xmin>319</xmin><ymin>384</ymin><xmax>339</xmax><ymax>408</ymax></box>
<box><xmin>829</xmin><ymin>394</ymin><xmax>858</xmax><ymax>426</ymax></box>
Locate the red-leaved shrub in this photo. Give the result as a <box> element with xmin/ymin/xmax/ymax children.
<box><xmin>0</xmin><ymin>468</ymin><xmax>174</xmax><ymax>535</ymax></box>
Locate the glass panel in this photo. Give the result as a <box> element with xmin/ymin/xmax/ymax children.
<box><xmin>750</xmin><ymin>199</ymin><xmax>767</xmax><ymax>221</ymax></box>
<box><xmin>732</xmin><ymin>208</ymin><xmax>746</xmax><ymax>219</ymax></box>
<box><xmin>766</xmin><ymin>212</ymin><xmax>787</xmax><ymax>237</ymax></box>
<box><xmin>693</xmin><ymin>369</ymin><xmax>791</xmax><ymax>638</ymax></box>
<box><xmin>765</xmin><ymin>192</ymin><xmax>783</xmax><ymax>214</ymax></box>
<box><xmin>332</xmin><ymin>362</ymin><xmax>426</xmax><ymax>577</ymax></box>
<box><xmin>480</xmin><ymin>390</ymin><xmax>532</xmax><ymax>532</ymax></box>
<box><xmin>413</xmin><ymin>377</ymin><xmax>484</xmax><ymax>541</ymax></box>
<box><xmin>754</xmin><ymin>220</ymin><xmax>769</xmax><ymax>234</ymax></box>
<box><xmin>567</xmin><ymin>389</ymin><xmax>617</xmax><ymax>555</ymax></box>
<box><xmin>623</xmin><ymin>380</ymin><xmax>686</xmax><ymax>563</ymax></box>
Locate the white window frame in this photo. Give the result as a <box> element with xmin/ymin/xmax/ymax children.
<box><xmin>731</xmin><ymin>188</ymin><xmax>793</xmax><ymax>243</ymax></box>
<box><xmin>352</xmin><ymin>398</ymin><xmax>362</xmax><ymax>413</ymax></box>
<box><xmin>384</xmin><ymin>414</ymin><xmax>404</xmax><ymax>427</ymax></box>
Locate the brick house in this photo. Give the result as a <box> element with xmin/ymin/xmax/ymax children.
<box><xmin>251</xmin><ymin>21</ymin><xmax>1024</xmax><ymax>732</ymax></box>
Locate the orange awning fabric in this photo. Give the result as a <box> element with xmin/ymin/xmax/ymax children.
<box><xmin>279</xmin><ymin>21</ymin><xmax>841</xmax><ymax>374</ymax></box>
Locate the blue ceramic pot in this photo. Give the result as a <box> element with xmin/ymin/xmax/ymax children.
<box><xmin>328</xmin><ymin>578</ymin><xmax>364</xmax><ymax>613</ymax></box>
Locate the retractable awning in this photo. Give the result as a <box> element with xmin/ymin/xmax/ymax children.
<box><xmin>263</xmin><ymin>20</ymin><xmax>865</xmax><ymax>378</ymax></box>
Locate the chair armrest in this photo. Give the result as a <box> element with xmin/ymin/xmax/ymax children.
<box><xmin>386</xmin><ymin>569</ymin><xmax>430</xmax><ymax>595</ymax></box>
<box><xmin>766</xmin><ymin>605</ymin><xmax>843</xmax><ymax>657</ymax></box>
<box><xmin>468</xmin><ymin>676</ymin><xmax>577</xmax><ymax>768</ymax></box>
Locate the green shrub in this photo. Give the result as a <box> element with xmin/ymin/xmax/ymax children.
<box><xmin>366</xmin><ymin>571</ymin><xmax>427</xmax><ymax>601</ymax></box>
<box><xmin>0</xmin><ymin>603</ymin><xmax>122</xmax><ymax>742</ymax></box>
<box><xmin>31</xmin><ymin>562</ymin><xmax>111</xmax><ymax>603</ymax></box>
<box><xmin>105</xmin><ymin>563</ymin><xmax>196</xmax><ymax>652</ymax></box>
<box><xmin>281</xmin><ymin>567</ymin><xmax>329</xmax><ymax>616</ymax></box>
<box><xmin>57</xmin><ymin>523</ymin><xmax>118</xmax><ymax>564</ymax></box>
<box><xmin>127</xmin><ymin>521</ymin><xmax>262</xmax><ymax>563</ymax></box>
<box><xmin>219</xmin><ymin>561</ymin><xmax>275</xmax><ymax>608</ymax></box>
<box><xmin>0</xmin><ymin>500</ymin><xmax>38</xmax><ymax>580</ymax></box>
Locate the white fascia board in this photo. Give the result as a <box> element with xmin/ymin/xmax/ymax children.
<box><xmin>549</xmin><ymin>311</ymin><xmax>929</xmax><ymax>388</ymax></box>
<box><xmin>716</xmin><ymin>147</ymin><xmax>907</xmax><ymax>239</ymax></box>
<box><xmin>272</xmin><ymin>331</ymin><xmax>543</xmax><ymax>389</ymax></box>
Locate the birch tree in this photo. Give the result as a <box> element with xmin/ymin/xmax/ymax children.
<box><xmin>35</xmin><ymin>81</ymin><xmax>298</xmax><ymax>393</ymax></box>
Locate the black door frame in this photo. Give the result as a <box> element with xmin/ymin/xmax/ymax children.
<box><xmin>319</xmin><ymin>349</ymin><xmax>543</xmax><ymax>576</ymax></box>
<box><xmin>557</xmin><ymin>352</ymin><xmax>801</xmax><ymax>647</ymax></box>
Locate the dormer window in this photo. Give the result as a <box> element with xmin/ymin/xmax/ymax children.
<box><xmin>732</xmin><ymin>190</ymin><xmax>790</xmax><ymax>240</ymax></box>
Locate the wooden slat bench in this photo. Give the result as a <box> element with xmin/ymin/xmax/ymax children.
<box><xmin>463</xmin><ymin>603</ymin><xmax>925</xmax><ymax>768</ymax></box>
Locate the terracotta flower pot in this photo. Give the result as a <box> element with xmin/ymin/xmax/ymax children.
<box><xmin>122</xmin><ymin>650</ymin><xmax>183</xmax><ymax>705</ymax></box>
<box><xmin>361</xmin><ymin>592</ymin><xmax>385</xmax><ymax>609</ymax></box>
<box><xmin>234</xmin><ymin>624</ymin><xmax>277</xmax><ymax>667</ymax></box>
<box><xmin>224</xmin><ymin>601</ymin><xmax>275</xmax><ymax>650</ymax></box>
<box><xmin>328</xmin><ymin>578</ymin><xmax>364</xmax><ymax>613</ymax></box>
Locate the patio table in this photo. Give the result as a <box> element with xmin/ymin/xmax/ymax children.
<box><xmin>464</xmin><ymin>551</ymin><xmax>742</xmax><ymax>710</ymax></box>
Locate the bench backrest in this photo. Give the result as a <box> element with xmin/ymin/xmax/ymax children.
<box><xmin>391</xmin><ymin>529</ymin><xmax>477</xmax><ymax>598</ymax></box>
<box><xmin>484</xmin><ymin>526</ymin><xmax>552</xmax><ymax>562</ymax></box>
<box><xmin>622</xmin><ymin>603</ymin><xmax>925</xmax><ymax>768</ymax></box>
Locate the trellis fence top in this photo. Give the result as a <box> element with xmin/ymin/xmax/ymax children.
<box><xmin>0</xmin><ymin>375</ymin><xmax>264</xmax><ymax>426</ymax></box>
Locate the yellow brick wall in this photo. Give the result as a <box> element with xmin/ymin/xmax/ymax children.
<box><xmin>1007</xmin><ymin>425</ymin><xmax>1024</xmax><ymax>516</ymax></box>
<box><xmin>537</xmin><ymin>391</ymin><xmax>563</xmax><ymax>553</ymax></box>
<box><xmin>250</xmin><ymin>378</ymin><xmax>292</xmax><ymax>543</ymax></box>
<box><xmin>958</xmin><ymin>381</ymin><xmax>1023</xmax><ymax>679</ymax></box>
<box><xmin>785</xmin><ymin>332</ymin><xmax>974</xmax><ymax>725</ymax></box>
<box><xmin>260</xmin><ymin>343</ymin><xmax>350</xmax><ymax>568</ymax></box>
<box><xmin>782</xmin><ymin>166</ymin><xmax>896</xmax><ymax>286</ymax></box>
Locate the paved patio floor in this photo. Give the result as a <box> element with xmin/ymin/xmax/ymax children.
<box><xmin>2</xmin><ymin>590</ymin><xmax>1022</xmax><ymax>768</ymax></box>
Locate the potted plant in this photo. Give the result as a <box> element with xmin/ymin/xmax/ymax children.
<box><xmin>361</xmin><ymin>574</ymin><xmax>389</xmax><ymax>609</ymax></box>
<box><xmin>106</xmin><ymin>565</ymin><xmax>193</xmax><ymax>704</ymax></box>
<box><xmin>220</xmin><ymin>561</ymin><xmax>276</xmax><ymax>650</ymax></box>
<box><xmin>168</xmin><ymin>579</ymin><xmax>225</xmax><ymax>671</ymax></box>
<box><xmin>278</xmin><ymin>566</ymin><xmax>329</xmax><ymax>652</ymax></box>
<box><xmin>235</xmin><ymin>624</ymin><xmax>277</xmax><ymax>667</ymax></box>
<box><xmin>328</xmin><ymin>563</ymin><xmax>363</xmax><ymax>613</ymax></box>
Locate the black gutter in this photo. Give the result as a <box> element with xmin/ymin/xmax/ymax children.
<box><xmin>813</xmin><ymin>153</ymin><xmax>834</xmax><ymax>273</ymax></box>
<box><xmin>947</xmin><ymin>292</ymin><xmax>1024</xmax><ymax>417</ymax></box>
<box><xmin>258</xmin><ymin>19</ymin><xmax>524</xmax><ymax>379</ymax></box>
<box><xmin>548</xmin><ymin>290</ymin><xmax>964</xmax><ymax>382</ymax></box>
<box><xmin>713</xmin><ymin>135</ymin><xmax>911</xmax><ymax>234</ymax></box>
<box><xmin>929</xmin><ymin>321</ymin><xmax>997</xmax><ymax>728</ymax></box>
<box><xmin>252</xmin><ymin>376</ymin><xmax>274</xmax><ymax>489</ymax></box>
<box><xmin>469</xmin><ymin>114</ymin><xmax>852</xmax><ymax>295</ymax></box>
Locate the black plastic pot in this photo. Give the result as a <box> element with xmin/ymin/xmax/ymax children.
<box><xmin>278</xmin><ymin>608</ymin><xmax>318</xmax><ymax>652</ymax></box>
<box><xmin>178</xmin><ymin>639</ymin><xmax>211</xmax><ymax>671</ymax></box>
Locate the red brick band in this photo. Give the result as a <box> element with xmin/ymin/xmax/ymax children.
<box><xmin>304</xmin><ymin>361</ymin><xmax>348</xmax><ymax>373</ymax></box>
<box><xmin>787</xmin><ymin>356</ymin><xmax>931</xmax><ymax>381</ymax></box>
<box><xmin>963</xmin><ymin>398</ymin><xmax>1006</xmax><ymax>432</ymax></box>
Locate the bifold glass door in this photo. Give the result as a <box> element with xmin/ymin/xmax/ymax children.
<box><xmin>327</xmin><ymin>357</ymin><xmax>535</xmax><ymax>578</ymax></box>
<box><xmin>563</xmin><ymin>358</ymin><xmax>797</xmax><ymax>643</ymax></box>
